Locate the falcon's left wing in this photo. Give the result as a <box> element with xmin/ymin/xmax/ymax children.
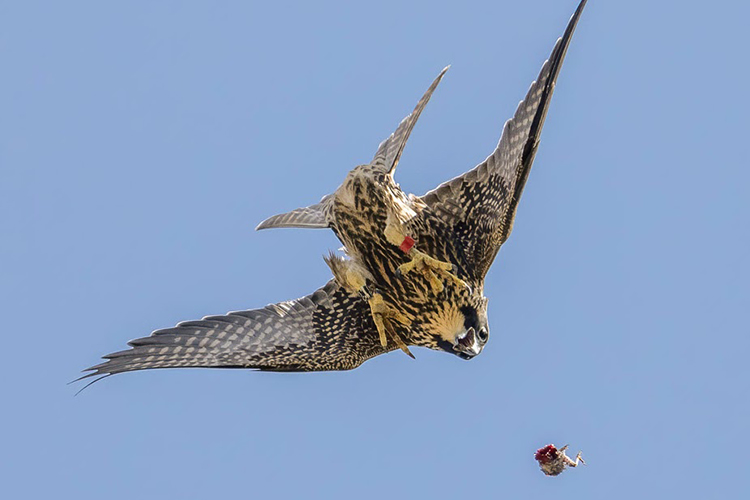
<box><xmin>412</xmin><ymin>0</ymin><xmax>588</xmax><ymax>281</ymax></box>
<box><xmin>77</xmin><ymin>281</ymin><xmax>391</xmax><ymax>389</ymax></box>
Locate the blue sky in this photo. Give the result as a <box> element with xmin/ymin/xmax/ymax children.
<box><xmin>2</xmin><ymin>0</ymin><xmax>748</xmax><ymax>498</ymax></box>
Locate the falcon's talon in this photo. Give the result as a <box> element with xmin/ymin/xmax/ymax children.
<box><xmin>368</xmin><ymin>292</ymin><xmax>411</xmax><ymax>349</ymax></box>
<box><xmin>387</xmin><ymin>322</ymin><xmax>415</xmax><ymax>359</ymax></box>
<box><xmin>397</xmin><ymin>249</ymin><xmax>466</xmax><ymax>294</ymax></box>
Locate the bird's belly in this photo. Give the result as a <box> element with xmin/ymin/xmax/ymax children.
<box><xmin>331</xmin><ymin>174</ymin><xmax>407</xmax><ymax>286</ymax></box>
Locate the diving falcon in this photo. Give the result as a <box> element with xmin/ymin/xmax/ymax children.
<box><xmin>79</xmin><ymin>0</ymin><xmax>589</xmax><ymax>388</ymax></box>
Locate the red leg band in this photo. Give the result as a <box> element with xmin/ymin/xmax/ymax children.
<box><xmin>399</xmin><ymin>236</ymin><xmax>415</xmax><ymax>254</ymax></box>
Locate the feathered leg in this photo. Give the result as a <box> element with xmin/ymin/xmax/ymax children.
<box><xmin>324</xmin><ymin>253</ymin><xmax>413</xmax><ymax>357</ymax></box>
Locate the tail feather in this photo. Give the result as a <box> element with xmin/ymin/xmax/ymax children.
<box><xmin>255</xmin><ymin>196</ymin><xmax>331</xmax><ymax>230</ymax></box>
<box><xmin>372</xmin><ymin>66</ymin><xmax>450</xmax><ymax>174</ymax></box>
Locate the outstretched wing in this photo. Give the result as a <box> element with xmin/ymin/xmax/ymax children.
<box><xmin>413</xmin><ymin>0</ymin><xmax>588</xmax><ymax>281</ymax></box>
<box><xmin>78</xmin><ymin>281</ymin><xmax>390</xmax><ymax>387</ymax></box>
<box><xmin>372</xmin><ymin>66</ymin><xmax>450</xmax><ymax>174</ymax></box>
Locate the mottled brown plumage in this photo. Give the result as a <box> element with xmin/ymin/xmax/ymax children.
<box><xmin>79</xmin><ymin>0</ymin><xmax>588</xmax><ymax>387</ymax></box>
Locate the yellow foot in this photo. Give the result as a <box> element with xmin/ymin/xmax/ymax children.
<box><xmin>397</xmin><ymin>249</ymin><xmax>465</xmax><ymax>294</ymax></box>
<box><xmin>369</xmin><ymin>293</ymin><xmax>413</xmax><ymax>357</ymax></box>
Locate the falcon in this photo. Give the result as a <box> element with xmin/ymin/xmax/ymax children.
<box><xmin>79</xmin><ymin>0</ymin><xmax>588</xmax><ymax>387</ymax></box>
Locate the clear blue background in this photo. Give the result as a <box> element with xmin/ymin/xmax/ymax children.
<box><xmin>2</xmin><ymin>0</ymin><xmax>748</xmax><ymax>498</ymax></box>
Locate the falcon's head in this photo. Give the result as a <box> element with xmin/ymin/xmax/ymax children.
<box><xmin>422</xmin><ymin>287</ymin><xmax>489</xmax><ymax>360</ymax></box>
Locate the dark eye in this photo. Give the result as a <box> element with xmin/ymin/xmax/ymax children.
<box><xmin>477</xmin><ymin>327</ymin><xmax>488</xmax><ymax>342</ymax></box>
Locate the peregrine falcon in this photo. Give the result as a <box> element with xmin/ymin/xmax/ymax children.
<box><xmin>78</xmin><ymin>0</ymin><xmax>588</xmax><ymax>387</ymax></box>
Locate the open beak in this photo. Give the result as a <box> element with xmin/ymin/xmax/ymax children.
<box><xmin>454</xmin><ymin>327</ymin><xmax>482</xmax><ymax>358</ymax></box>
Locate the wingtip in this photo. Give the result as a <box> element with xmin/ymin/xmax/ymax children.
<box><xmin>69</xmin><ymin>369</ymin><xmax>112</xmax><ymax>396</ymax></box>
<box><xmin>570</xmin><ymin>0</ymin><xmax>589</xmax><ymax>32</ymax></box>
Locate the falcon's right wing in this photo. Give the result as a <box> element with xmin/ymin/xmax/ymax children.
<box><xmin>77</xmin><ymin>281</ymin><xmax>390</xmax><ymax>388</ymax></box>
<box><xmin>413</xmin><ymin>0</ymin><xmax>588</xmax><ymax>281</ymax></box>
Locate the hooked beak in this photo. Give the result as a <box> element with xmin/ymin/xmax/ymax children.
<box><xmin>454</xmin><ymin>327</ymin><xmax>482</xmax><ymax>359</ymax></box>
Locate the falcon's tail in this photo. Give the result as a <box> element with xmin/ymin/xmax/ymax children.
<box><xmin>255</xmin><ymin>196</ymin><xmax>330</xmax><ymax>230</ymax></box>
